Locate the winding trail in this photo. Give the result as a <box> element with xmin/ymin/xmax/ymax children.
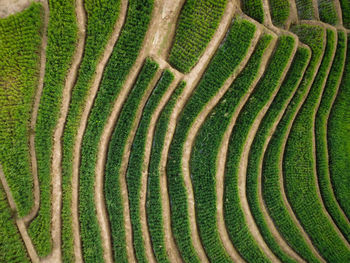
<box><xmin>22</xmin><ymin>0</ymin><xmax>49</xmax><ymax>225</ymax></box>
<box><xmin>42</xmin><ymin>0</ymin><xmax>86</xmax><ymax>262</ymax></box>
<box><xmin>333</xmin><ymin>0</ymin><xmax>344</xmax><ymax>25</ymax></box>
<box><xmin>215</xmin><ymin>28</ymin><xmax>277</xmax><ymax>262</ymax></box>
<box><xmin>0</xmin><ymin>165</ymin><xmax>40</xmax><ymax>263</ymax></box>
<box><xmin>69</xmin><ymin>1</ymin><xmax>128</xmax><ymax>262</ymax></box>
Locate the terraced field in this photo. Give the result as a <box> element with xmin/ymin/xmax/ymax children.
<box><xmin>0</xmin><ymin>0</ymin><xmax>349</xmax><ymax>262</ymax></box>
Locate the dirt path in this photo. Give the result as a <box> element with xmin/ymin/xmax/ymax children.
<box><xmin>215</xmin><ymin>28</ymin><xmax>277</xmax><ymax>263</ymax></box>
<box><xmin>0</xmin><ymin>0</ymin><xmax>32</xmax><ymax>18</ymax></box>
<box><xmin>334</xmin><ymin>0</ymin><xmax>344</xmax><ymax>25</ymax></box>
<box><xmin>41</xmin><ymin>0</ymin><xmax>86</xmax><ymax>262</ymax></box>
<box><xmin>0</xmin><ymin>165</ymin><xmax>40</xmax><ymax>263</ymax></box>
<box><xmin>312</xmin><ymin>0</ymin><xmax>320</xmax><ymax>20</ymax></box>
<box><xmin>68</xmin><ymin>1</ymin><xmax>128</xmax><ymax>262</ymax></box>
<box><xmin>21</xmin><ymin>0</ymin><xmax>49</xmax><ymax>226</ymax></box>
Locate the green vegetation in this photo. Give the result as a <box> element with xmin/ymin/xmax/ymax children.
<box><xmin>295</xmin><ymin>0</ymin><xmax>316</xmax><ymax>20</ymax></box>
<box><xmin>0</xmin><ymin>184</ymin><xmax>30</xmax><ymax>263</ymax></box>
<box><xmin>0</xmin><ymin>3</ymin><xmax>43</xmax><ymax>217</ymax></box>
<box><xmin>339</xmin><ymin>0</ymin><xmax>350</xmax><ymax>28</ymax></box>
<box><xmin>61</xmin><ymin>0</ymin><xmax>121</xmax><ymax>261</ymax></box>
<box><xmin>190</xmin><ymin>34</ymin><xmax>273</xmax><ymax>263</ymax></box>
<box><xmin>318</xmin><ymin>0</ymin><xmax>338</xmax><ymax>25</ymax></box>
<box><xmin>246</xmin><ymin>47</ymin><xmax>310</xmax><ymax>263</ymax></box>
<box><xmin>224</xmin><ymin>35</ymin><xmax>296</xmax><ymax>262</ymax></box>
<box><xmin>262</xmin><ymin>24</ymin><xmax>326</xmax><ymax>263</ymax></box>
<box><xmin>168</xmin><ymin>0</ymin><xmax>227</xmax><ymax>73</ymax></box>
<box><xmin>147</xmin><ymin>81</ymin><xmax>186</xmax><ymax>263</ymax></box>
<box><xmin>241</xmin><ymin>0</ymin><xmax>265</xmax><ymax>23</ymax></box>
<box><xmin>284</xmin><ymin>27</ymin><xmax>350</xmax><ymax>262</ymax></box>
<box><xmin>78</xmin><ymin>0</ymin><xmax>154</xmax><ymax>260</ymax></box>
<box><xmin>315</xmin><ymin>30</ymin><xmax>350</xmax><ymax>243</ymax></box>
<box><xmin>29</xmin><ymin>0</ymin><xmax>77</xmax><ymax>257</ymax></box>
<box><xmin>125</xmin><ymin>68</ymin><xmax>173</xmax><ymax>262</ymax></box>
<box><xmin>269</xmin><ymin>0</ymin><xmax>290</xmax><ymax>26</ymax></box>
<box><xmin>328</xmin><ymin>33</ymin><xmax>350</xmax><ymax>222</ymax></box>
<box><xmin>166</xmin><ymin>18</ymin><xmax>256</xmax><ymax>263</ymax></box>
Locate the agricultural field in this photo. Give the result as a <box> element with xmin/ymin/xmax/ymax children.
<box><xmin>0</xmin><ymin>0</ymin><xmax>350</xmax><ymax>262</ymax></box>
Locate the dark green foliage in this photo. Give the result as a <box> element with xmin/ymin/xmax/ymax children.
<box><xmin>61</xmin><ymin>0</ymin><xmax>121</xmax><ymax>261</ymax></box>
<box><xmin>315</xmin><ymin>30</ymin><xmax>350</xmax><ymax>243</ymax></box>
<box><xmin>262</xmin><ymin>24</ymin><xmax>327</xmax><ymax>263</ymax></box>
<box><xmin>168</xmin><ymin>0</ymin><xmax>227</xmax><ymax>73</ymax></box>
<box><xmin>0</xmin><ymin>184</ymin><xmax>30</xmax><ymax>263</ymax></box>
<box><xmin>30</xmin><ymin>0</ymin><xmax>77</xmax><ymax>257</ymax></box>
<box><xmin>284</xmin><ymin>27</ymin><xmax>350</xmax><ymax>262</ymax></box>
<box><xmin>190</xmin><ymin>34</ymin><xmax>273</xmax><ymax>263</ymax></box>
<box><xmin>269</xmin><ymin>0</ymin><xmax>290</xmax><ymax>26</ymax></box>
<box><xmin>246</xmin><ymin>47</ymin><xmax>310</xmax><ymax>263</ymax></box>
<box><xmin>224</xmin><ymin>35</ymin><xmax>296</xmax><ymax>263</ymax></box>
<box><xmin>78</xmin><ymin>1</ymin><xmax>154</xmax><ymax>260</ymax></box>
<box><xmin>125</xmin><ymin>69</ymin><xmax>173</xmax><ymax>262</ymax></box>
<box><xmin>295</xmin><ymin>0</ymin><xmax>316</xmax><ymax>20</ymax></box>
<box><xmin>147</xmin><ymin>81</ymin><xmax>186</xmax><ymax>263</ymax></box>
<box><xmin>0</xmin><ymin>3</ymin><xmax>43</xmax><ymax>217</ymax></box>
<box><xmin>241</xmin><ymin>0</ymin><xmax>265</xmax><ymax>23</ymax></box>
<box><xmin>328</xmin><ymin>33</ymin><xmax>350</xmax><ymax>222</ymax></box>
<box><xmin>339</xmin><ymin>0</ymin><xmax>350</xmax><ymax>28</ymax></box>
<box><xmin>318</xmin><ymin>0</ymin><xmax>338</xmax><ymax>25</ymax></box>
<box><xmin>166</xmin><ymin>17</ymin><xmax>256</xmax><ymax>263</ymax></box>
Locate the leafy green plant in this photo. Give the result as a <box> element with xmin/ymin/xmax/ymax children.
<box><xmin>60</xmin><ymin>0</ymin><xmax>121</xmax><ymax>261</ymax></box>
<box><xmin>147</xmin><ymin>81</ymin><xmax>186</xmax><ymax>263</ymax></box>
<box><xmin>328</xmin><ymin>33</ymin><xmax>350</xmax><ymax>223</ymax></box>
<box><xmin>284</xmin><ymin>26</ymin><xmax>350</xmax><ymax>262</ymax></box>
<box><xmin>125</xmin><ymin>68</ymin><xmax>174</xmax><ymax>262</ymax></box>
<box><xmin>224</xmin><ymin>35</ymin><xmax>296</xmax><ymax>263</ymax></box>
<box><xmin>339</xmin><ymin>0</ymin><xmax>350</xmax><ymax>28</ymax></box>
<box><xmin>167</xmin><ymin>17</ymin><xmax>257</xmax><ymax>263</ymax></box>
<box><xmin>241</xmin><ymin>0</ymin><xmax>265</xmax><ymax>23</ymax></box>
<box><xmin>318</xmin><ymin>0</ymin><xmax>338</xmax><ymax>25</ymax></box>
<box><xmin>29</xmin><ymin>0</ymin><xmax>77</xmax><ymax>257</ymax></box>
<box><xmin>269</xmin><ymin>0</ymin><xmax>290</xmax><ymax>26</ymax></box>
<box><xmin>0</xmin><ymin>2</ymin><xmax>43</xmax><ymax>218</ymax></box>
<box><xmin>295</xmin><ymin>0</ymin><xmax>316</xmax><ymax>20</ymax></box>
<box><xmin>169</xmin><ymin>0</ymin><xmax>227</xmax><ymax>73</ymax></box>
<box><xmin>315</xmin><ymin>30</ymin><xmax>350</xmax><ymax>243</ymax></box>
<box><xmin>190</xmin><ymin>34</ymin><xmax>273</xmax><ymax>262</ymax></box>
<box><xmin>78</xmin><ymin>1</ymin><xmax>154</xmax><ymax>260</ymax></box>
<box><xmin>262</xmin><ymin>24</ymin><xmax>327</xmax><ymax>263</ymax></box>
<box><xmin>246</xmin><ymin>47</ymin><xmax>310</xmax><ymax>263</ymax></box>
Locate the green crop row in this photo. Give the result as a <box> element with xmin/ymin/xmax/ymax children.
<box><xmin>246</xmin><ymin>47</ymin><xmax>311</xmax><ymax>263</ymax></box>
<box><xmin>269</xmin><ymin>0</ymin><xmax>290</xmax><ymax>26</ymax></box>
<box><xmin>168</xmin><ymin>0</ymin><xmax>227</xmax><ymax>73</ymax></box>
<box><xmin>241</xmin><ymin>0</ymin><xmax>265</xmax><ymax>23</ymax></box>
<box><xmin>60</xmin><ymin>0</ymin><xmax>121</xmax><ymax>261</ymax></box>
<box><xmin>262</xmin><ymin>24</ymin><xmax>326</xmax><ymax>263</ymax></box>
<box><xmin>125</xmin><ymin>68</ymin><xmax>173</xmax><ymax>262</ymax></box>
<box><xmin>224</xmin><ymin>35</ymin><xmax>296</xmax><ymax>262</ymax></box>
<box><xmin>78</xmin><ymin>0</ymin><xmax>154</xmax><ymax>261</ymax></box>
<box><xmin>0</xmin><ymin>3</ymin><xmax>43</xmax><ymax>217</ymax></box>
<box><xmin>166</xmin><ymin>17</ymin><xmax>257</xmax><ymax>263</ymax></box>
<box><xmin>315</xmin><ymin>30</ymin><xmax>350</xmax><ymax>243</ymax></box>
<box><xmin>328</xmin><ymin>33</ymin><xmax>350</xmax><ymax>223</ymax></box>
<box><xmin>190</xmin><ymin>34</ymin><xmax>273</xmax><ymax>263</ymax></box>
<box><xmin>0</xmin><ymin>184</ymin><xmax>30</xmax><ymax>263</ymax></box>
<box><xmin>30</xmin><ymin>0</ymin><xmax>77</xmax><ymax>257</ymax></box>
<box><xmin>284</xmin><ymin>27</ymin><xmax>350</xmax><ymax>262</ymax></box>
<box><xmin>295</xmin><ymin>0</ymin><xmax>316</xmax><ymax>20</ymax></box>
<box><xmin>318</xmin><ymin>0</ymin><xmax>339</xmax><ymax>25</ymax></box>
<box><xmin>147</xmin><ymin>81</ymin><xmax>186</xmax><ymax>263</ymax></box>
<box><xmin>339</xmin><ymin>0</ymin><xmax>350</xmax><ymax>28</ymax></box>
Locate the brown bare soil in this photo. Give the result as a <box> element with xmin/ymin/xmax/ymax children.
<box><xmin>0</xmin><ymin>0</ymin><xmax>32</xmax><ymax>18</ymax></box>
